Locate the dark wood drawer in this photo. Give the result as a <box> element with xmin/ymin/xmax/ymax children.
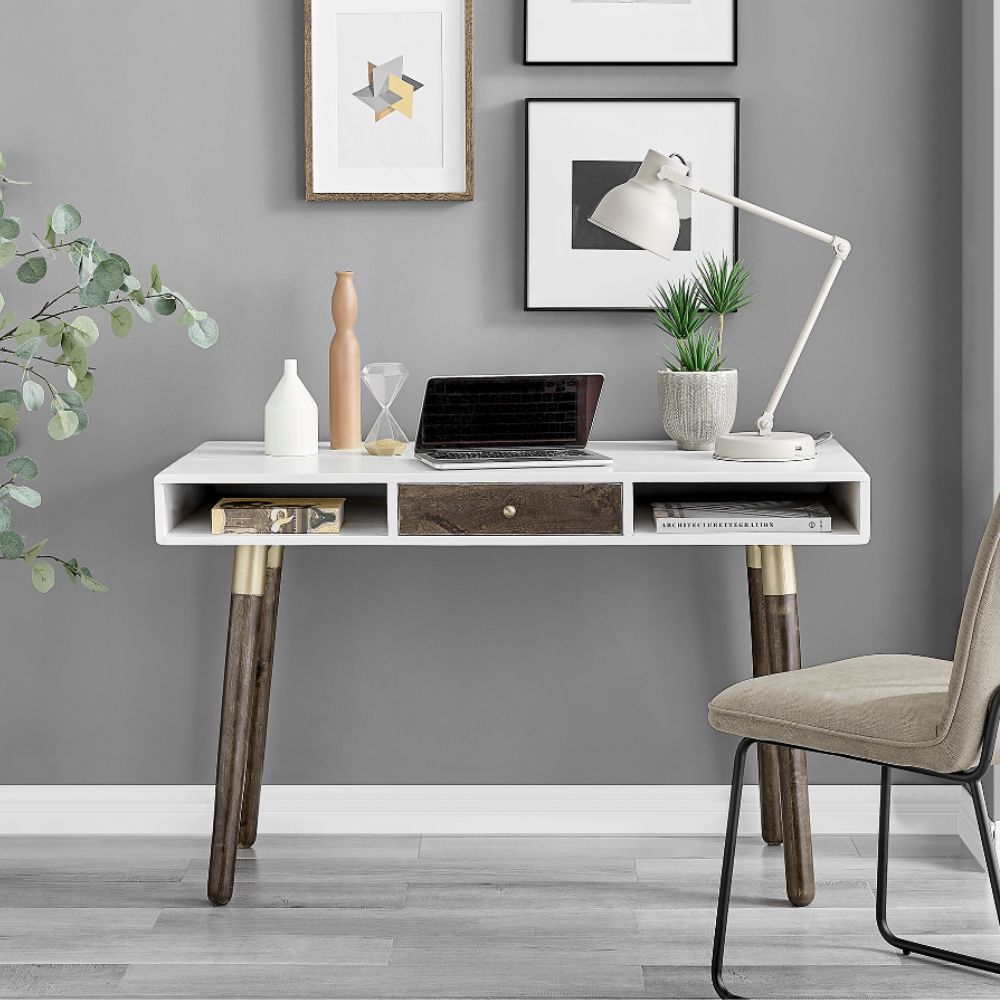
<box><xmin>398</xmin><ymin>483</ymin><xmax>623</xmax><ymax>536</ymax></box>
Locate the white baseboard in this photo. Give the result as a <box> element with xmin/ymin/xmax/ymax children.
<box><xmin>0</xmin><ymin>784</ymin><xmax>966</xmax><ymax>838</ymax></box>
<box><xmin>958</xmin><ymin>787</ymin><xmax>997</xmax><ymax>870</ymax></box>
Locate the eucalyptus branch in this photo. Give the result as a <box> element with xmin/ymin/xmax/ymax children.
<box><xmin>0</xmin><ymin>347</ymin><xmax>91</xmax><ymax>373</ymax></box>
<box><xmin>0</xmin><ymin>149</ymin><xmax>218</xmax><ymax>593</ymax></box>
<box><xmin>16</xmin><ymin>239</ymin><xmax>86</xmax><ymax>259</ymax></box>
<box><xmin>0</xmin><ymin>357</ymin><xmax>60</xmax><ymax>399</ymax></box>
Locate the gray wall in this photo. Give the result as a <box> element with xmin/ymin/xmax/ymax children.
<box><xmin>963</xmin><ymin>0</ymin><xmax>996</xmax><ymax>580</ymax></box>
<box><xmin>0</xmin><ymin>0</ymin><xmax>964</xmax><ymax>786</ymax></box>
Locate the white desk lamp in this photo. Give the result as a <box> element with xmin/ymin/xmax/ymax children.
<box><xmin>590</xmin><ymin>150</ymin><xmax>852</xmax><ymax>462</ymax></box>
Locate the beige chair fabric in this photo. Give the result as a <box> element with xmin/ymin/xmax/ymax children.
<box><xmin>709</xmin><ymin>498</ymin><xmax>1000</xmax><ymax>773</ymax></box>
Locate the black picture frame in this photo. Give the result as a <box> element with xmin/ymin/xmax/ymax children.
<box><xmin>523</xmin><ymin>0</ymin><xmax>738</xmax><ymax>67</ymax></box>
<box><xmin>524</xmin><ymin>97</ymin><xmax>741</xmax><ymax>313</ymax></box>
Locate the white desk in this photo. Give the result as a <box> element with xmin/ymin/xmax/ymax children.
<box><xmin>154</xmin><ymin>440</ymin><xmax>871</xmax><ymax>906</ymax></box>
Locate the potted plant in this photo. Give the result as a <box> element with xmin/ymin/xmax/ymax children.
<box><xmin>0</xmin><ymin>150</ymin><xmax>218</xmax><ymax>592</ymax></box>
<box><xmin>652</xmin><ymin>255</ymin><xmax>751</xmax><ymax>452</ymax></box>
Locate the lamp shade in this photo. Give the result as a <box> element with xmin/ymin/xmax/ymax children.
<box><xmin>588</xmin><ymin>149</ymin><xmax>682</xmax><ymax>260</ymax></box>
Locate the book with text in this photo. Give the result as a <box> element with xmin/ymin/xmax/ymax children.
<box><xmin>212</xmin><ymin>498</ymin><xmax>346</xmax><ymax>535</ymax></box>
<box><xmin>651</xmin><ymin>500</ymin><xmax>832</xmax><ymax>533</ymax></box>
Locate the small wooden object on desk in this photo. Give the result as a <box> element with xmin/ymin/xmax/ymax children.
<box><xmin>328</xmin><ymin>271</ymin><xmax>361</xmax><ymax>450</ymax></box>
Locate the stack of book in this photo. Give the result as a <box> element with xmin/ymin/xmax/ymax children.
<box><xmin>211</xmin><ymin>498</ymin><xmax>346</xmax><ymax>535</ymax></box>
<box><xmin>651</xmin><ymin>500</ymin><xmax>832</xmax><ymax>534</ymax></box>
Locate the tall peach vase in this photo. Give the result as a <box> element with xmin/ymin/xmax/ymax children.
<box><xmin>329</xmin><ymin>271</ymin><xmax>362</xmax><ymax>450</ymax></box>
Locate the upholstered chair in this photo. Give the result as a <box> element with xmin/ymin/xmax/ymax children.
<box><xmin>707</xmin><ymin>498</ymin><xmax>1000</xmax><ymax>999</ymax></box>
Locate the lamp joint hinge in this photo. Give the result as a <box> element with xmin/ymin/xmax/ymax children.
<box><xmin>832</xmin><ymin>237</ymin><xmax>852</xmax><ymax>261</ymax></box>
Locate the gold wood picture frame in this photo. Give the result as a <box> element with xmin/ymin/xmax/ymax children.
<box><xmin>305</xmin><ymin>0</ymin><xmax>474</xmax><ymax>202</ymax></box>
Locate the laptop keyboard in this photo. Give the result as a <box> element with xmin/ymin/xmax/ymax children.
<box><xmin>426</xmin><ymin>448</ymin><xmax>597</xmax><ymax>462</ymax></box>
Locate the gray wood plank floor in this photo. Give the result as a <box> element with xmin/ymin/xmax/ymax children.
<box><xmin>0</xmin><ymin>834</ymin><xmax>996</xmax><ymax>998</ymax></box>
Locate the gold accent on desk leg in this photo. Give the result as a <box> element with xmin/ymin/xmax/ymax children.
<box><xmin>761</xmin><ymin>545</ymin><xmax>815</xmax><ymax>907</ymax></box>
<box><xmin>746</xmin><ymin>546</ymin><xmax>782</xmax><ymax>847</ymax></box>
<box><xmin>209</xmin><ymin>546</ymin><xmax>267</xmax><ymax>906</ymax></box>
<box><xmin>761</xmin><ymin>545</ymin><xmax>797</xmax><ymax>596</ymax></box>
<box><xmin>239</xmin><ymin>546</ymin><xmax>284</xmax><ymax>849</ymax></box>
<box><xmin>232</xmin><ymin>546</ymin><xmax>268</xmax><ymax>597</ymax></box>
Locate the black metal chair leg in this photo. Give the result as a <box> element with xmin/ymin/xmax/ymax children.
<box><xmin>876</xmin><ymin>767</ymin><xmax>1000</xmax><ymax>976</ymax></box>
<box><xmin>971</xmin><ymin>780</ymin><xmax>1000</xmax><ymax>926</ymax></box>
<box><xmin>712</xmin><ymin>737</ymin><xmax>754</xmax><ymax>1000</ymax></box>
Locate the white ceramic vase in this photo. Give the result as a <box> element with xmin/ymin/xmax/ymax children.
<box><xmin>265</xmin><ymin>360</ymin><xmax>319</xmax><ymax>457</ymax></box>
<box><xmin>658</xmin><ymin>369</ymin><xmax>738</xmax><ymax>452</ymax></box>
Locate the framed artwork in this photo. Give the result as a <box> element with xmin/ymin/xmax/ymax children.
<box><xmin>305</xmin><ymin>0</ymin><xmax>474</xmax><ymax>201</ymax></box>
<box><xmin>524</xmin><ymin>0</ymin><xmax>737</xmax><ymax>66</ymax></box>
<box><xmin>525</xmin><ymin>98</ymin><xmax>739</xmax><ymax>312</ymax></box>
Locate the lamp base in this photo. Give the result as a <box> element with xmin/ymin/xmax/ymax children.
<box><xmin>713</xmin><ymin>431</ymin><xmax>817</xmax><ymax>462</ymax></box>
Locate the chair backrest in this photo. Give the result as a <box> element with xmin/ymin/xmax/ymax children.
<box><xmin>942</xmin><ymin>494</ymin><xmax>1000</xmax><ymax>770</ymax></box>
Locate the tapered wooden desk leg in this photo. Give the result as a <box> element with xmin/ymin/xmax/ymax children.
<box><xmin>239</xmin><ymin>546</ymin><xmax>284</xmax><ymax>849</ymax></box>
<box><xmin>746</xmin><ymin>545</ymin><xmax>783</xmax><ymax>847</ymax></box>
<box><xmin>761</xmin><ymin>545</ymin><xmax>816</xmax><ymax>908</ymax></box>
<box><xmin>208</xmin><ymin>546</ymin><xmax>267</xmax><ymax>907</ymax></box>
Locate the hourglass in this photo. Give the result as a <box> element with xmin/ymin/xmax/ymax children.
<box><xmin>362</xmin><ymin>363</ymin><xmax>409</xmax><ymax>456</ymax></box>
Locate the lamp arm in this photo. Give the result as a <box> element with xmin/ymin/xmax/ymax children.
<box><xmin>664</xmin><ymin>168</ymin><xmax>852</xmax><ymax>435</ymax></box>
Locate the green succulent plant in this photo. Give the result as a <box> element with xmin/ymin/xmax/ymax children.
<box><xmin>692</xmin><ymin>254</ymin><xmax>753</xmax><ymax>360</ymax></box>
<box><xmin>0</xmin><ymin>150</ymin><xmax>218</xmax><ymax>593</ymax></box>
<box><xmin>650</xmin><ymin>277</ymin><xmax>723</xmax><ymax>373</ymax></box>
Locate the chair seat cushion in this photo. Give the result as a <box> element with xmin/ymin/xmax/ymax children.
<box><xmin>708</xmin><ymin>655</ymin><xmax>960</xmax><ymax>771</ymax></box>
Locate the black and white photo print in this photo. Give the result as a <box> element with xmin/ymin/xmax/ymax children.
<box><xmin>526</xmin><ymin>99</ymin><xmax>738</xmax><ymax>310</ymax></box>
<box><xmin>571</xmin><ymin>160</ymin><xmax>692</xmax><ymax>251</ymax></box>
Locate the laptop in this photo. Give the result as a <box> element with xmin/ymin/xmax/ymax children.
<box><xmin>414</xmin><ymin>374</ymin><xmax>612</xmax><ymax>470</ymax></box>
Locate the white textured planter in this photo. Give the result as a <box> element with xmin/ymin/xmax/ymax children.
<box><xmin>658</xmin><ymin>369</ymin><xmax>738</xmax><ymax>452</ymax></box>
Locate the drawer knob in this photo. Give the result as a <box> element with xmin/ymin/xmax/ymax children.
<box><xmin>503</xmin><ymin>505</ymin><xmax>517</xmax><ymax>519</ymax></box>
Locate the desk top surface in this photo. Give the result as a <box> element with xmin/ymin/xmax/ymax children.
<box><xmin>156</xmin><ymin>439</ymin><xmax>869</xmax><ymax>485</ymax></box>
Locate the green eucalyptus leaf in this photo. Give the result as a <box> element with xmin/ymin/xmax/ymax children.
<box><xmin>0</xmin><ymin>241</ymin><xmax>17</xmax><ymax>268</ymax></box>
<box><xmin>0</xmin><ymin>427</ymin><xmax>15</xmax><ymax>457</ymax></box>
<box><xmin>6</xmin><ymin>484</ymin><xmax>40</xmax><ymax>508</ymax></box>
<box><xmin>7</xmin><ymin>456</ymin><xmax>38</xmax><ymax>480</ymax></box>
<box><xmin>111</xmin><ymin>306</ymin><xmax>132</xmax><ymax>339</ymax></box>
<box><xmin>70</xmin><ymin>355</ymin><xmax>89</xmax><ymax>380</ymax></box>
<box><xmin>47</xmin><ymin>409</ymin><xmax>79</xmax><ymax>440</ymax></box>
<box><xmin>69</xmin><ymin>315</ymin><xmax>100</xmax><ymax>347</ymax></box>
<box><xmin>131</xmin><ymin>301</ymin><xmax>153</xmax><ymax>324</ymax></box>
<box><xmin>0</xmin><ymin>217</ymin><xmax>20</xmax><ymax>239</ymax></box>
<box><xmin>31</xmin><ymin>561</ymin><xmax>55</xmax><ymax>593</ymax></box>
<box><xmin>21</xmin><ymin>381</ymin><xmax>44</xmax><ymax>412</ymax></box>
<box><xmin>151</xmin><ymin>262</ymin><xmax>162</xmax><ymax>293</ymax></box>
<box><xmin>16</xmin><ymin>257</ymin><xmax>47</xmax><ymax>284</ymax></box>
<box><xmin>77</xmin><ymin>372</ymin><xmax>95</xmax><ymax>401</ymax></box>
<box><xmin>0</xmin><ymin>390</ymin><xmax>20</xmax><ymax>409</ymax></box>
<box><xmin>70</xmin><ymin>407</ymin><xmax>89</xmax><ymax>434</ymax></box>
<box><xmin>153</xmin><ymin>294</ymin><xmax>177</xmax><ymax>316</ymax></box>
<box><xmin>56</xmin><ymin>389</ymin><xmax>84</xmax><ymax>409</ymax></box>
<box><xmin>93</xmin><ymin>257</ymin><xmax>125</xmax><ymax>292</ymax></box>
<box><xmin>189</xmin><ymin>316</ymin><xmax>219</xmax><ymax>349</ymax></box>
<box><xmin>80</xmin><ymin>571</ymin><xmax>108</xmax><ymax>593</ymax></box>
<box><xmin>78</xmin><ymin>282</ymin><xmax>110</xmax><ymax>307</ymax></box>
<box><xmin>14</xmin><ymin>319</ymin><xmax>40</xmax><ymax>343</ymax></box>
<box><xmin>109</xmin><ymin>252</ymin><xmax>131</xmax><ymax>276</ymax></box>
<box><xmin>0</xmin><ymin>504</ymin><xmax>10</xmax><ymax>530</ymax></box>
<box><xmin>15</xmin><ymin>337</ymin><xmax>40</xmax><ymax>361</ymax></box>
<box><xmin>0</xmin><ymin>530</ymin><xmax>23</xmax><ymax>559</ymax></box>
<box><xmin>50</xmin><ymin>203</ymin><xmax>82</xmax><ymax>235</ymax></box>
<box><xmin>22</xmin><ymin>538</ymin><xmax>46</xmax><ymax>563</ymax></box>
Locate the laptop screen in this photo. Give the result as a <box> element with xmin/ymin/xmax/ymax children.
<box><xmin>415</xmin><ymin>374</ymin><xmax>604</xmax><ymax>450</ymax></box>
